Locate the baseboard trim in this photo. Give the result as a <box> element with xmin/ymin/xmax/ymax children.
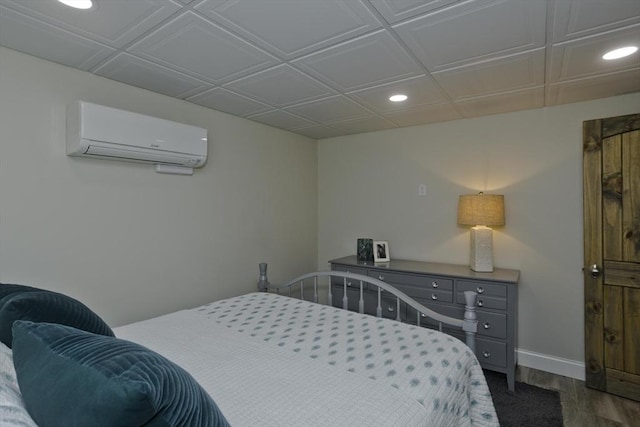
<box><xmin>517</xmin><ymin>348</ymin><xmax>585</xmax><ymax>380</ymax></box>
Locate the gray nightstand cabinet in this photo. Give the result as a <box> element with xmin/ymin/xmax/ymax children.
<box><xmin>329</xmin><ymin>255</ymin><xmax>520</xmax><ymax>391</ymax></box>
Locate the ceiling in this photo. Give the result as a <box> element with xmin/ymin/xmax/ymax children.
<box><xmin>1</xmin><ymin>0</ymin><xmax>639</xmax><ymax>139</ymax></box>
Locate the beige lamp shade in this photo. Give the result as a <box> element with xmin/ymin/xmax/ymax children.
<box><xmin>457</xmin><ymin>193</ymin><xmax>505</xmax><ymax>226</ymax></box>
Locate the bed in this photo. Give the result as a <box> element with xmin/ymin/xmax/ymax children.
<box><xmin>0</xmin><ymin>270</ymin><xmax>498</xmax><ymax>427</ymax></box>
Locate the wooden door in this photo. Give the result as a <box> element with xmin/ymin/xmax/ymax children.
<box><xmin>584</xmin><ymin>113</ymin><xmax>640</xmax><ymax>401</ymax></box>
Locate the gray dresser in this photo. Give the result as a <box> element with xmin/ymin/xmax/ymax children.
<box><xmin>329</xmin><ymin>255</ymin><xmax>520</xmax><ymax>391</ymax></box>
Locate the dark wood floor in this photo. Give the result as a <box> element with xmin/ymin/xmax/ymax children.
<box><xmin>516</xmin><ymin>366</ymin><xmax>640</xmax><ymax>426</ymax></box>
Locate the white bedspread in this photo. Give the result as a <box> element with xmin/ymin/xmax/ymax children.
<box><xmin>0</xmin><ymin>343</ymin><xmax>37</xmax><ymax>427</ymax></box>
<box><xmin>116</xmin><ymin>293</ymin><xmax>498</xmax><ymax>427</ymax></box>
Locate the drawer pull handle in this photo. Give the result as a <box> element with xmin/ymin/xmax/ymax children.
<box><xmin>483</xmin><ymin>351</ymin><xmax>491</xmax><ymax>358</ymax></box>
<box><xmin>477</xmin><ymin>300</ymin><xmax>484</xmax><ymax>307</ymax></box>
<box><xmin>421</xmin><ymin>313</ymin><xmax>427</xmax><ymax>318</ymax></box>
<box><xmin>387</xmin><ymin>306</ymin><xmax>394</xmax><ymax>312</ymax></box>
<box><xmin>431</xmin><ymin>281</ymin><xmax>438</xmax><ymax>288</ymax></box>
<box><xmin>378</xmin><ymin>275</ymin><xmax>385</xmax><ymax>281</ymax></box>
<box><xmin>347</xmin><ymin>281</ymin><xmax>352</xmax><ymax>287</ymax></box>
<box><xmin>477</xmin><ymin>286</ymin><xmax>485</xmax><ymax>294</ymax></box>
<box><xmin>431</xmin><ymin>294</ymin><xmax>438</xmax><ymax>301</ymax></box>
<box><xmin>483</xmin><ymin>322</ymin><xmax>491</xmax><ymax>329</ymax></box>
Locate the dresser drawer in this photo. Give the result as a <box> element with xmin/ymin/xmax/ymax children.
<box><xmin>403</xmin><ymin>283</ymin><xmax>453</xmax><ymax>303</ymax></box>
<box><xmin>456</xmin><ymin>293</ymin><xmax>507</xmax><ymax>311</ymax></box>
<box><xmin>475</xmin><ymin>338</ymin><xmax>507</xmax><ymax>368</ymax></box>
<box><xmin>456</xmin><ymin>280</ymin><xmax>507</xmax><ymax>310</ymax></box>
<box><xmin>415</xmin><ymin>289</ymin><xmax>453</xmax><ymax>303</ymax></box>
<box><xmin>331</xmin><ymin>266</ymin><xmax>368</xmax><ymax>289</ymax></box>
<box><xmin>407</xmin><ymin>301</ymin><xmax>460</xmax><ymax>328</ymax></box>
<box><xmin>446</xmin><ymin>331</ymin><xmax>508</xmax><ymax>368</ymax></box>
<box><xmin>369</xmin><ymin>270</ymin><xmax>453</xmax><ymax>298</ymax></box>
<box><xmin>457</xmin><ymin>280</ymin><xmax>506</xmax><ymax>297</ymax></box>
<box><xmin>477</xmin><ymin>311</ymin><xmax>507</xmax><ymax>339</ymax></box>
<box><xmin>367</xmin><ymin>291</ymin><xmax>407</xmax><ymax>321</ymax></box>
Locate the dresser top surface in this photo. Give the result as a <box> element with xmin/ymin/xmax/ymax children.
<box><xmin>329</xmin><ymin>255</ymin><xmax>520</xmax><ymax>283</ymax></box>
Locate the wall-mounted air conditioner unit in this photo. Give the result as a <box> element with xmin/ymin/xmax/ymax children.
<box><xmin>66</xmin><ymin>101</ymin><xmax>207</xmax><ymax>173</ymax></box>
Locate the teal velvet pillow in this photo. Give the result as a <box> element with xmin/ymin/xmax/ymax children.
<box><xmin>0</xmin><ymin>283</ymin><xmax>41</xmax><ymax>307</ymax></box>
<box><xmin>12</xmin><ymin>321</ymin><xmax>230</xmax><ymax>427</ymax></box>
<box><xmin>0</xmin><ymin>288</ymin><xmax>114</xmax><ymax>348</ymax></box>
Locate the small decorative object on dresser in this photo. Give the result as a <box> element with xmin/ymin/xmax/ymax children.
<box><xmin>356</xmin><ymin>238</ymin><xmax>374</xmax><ymax>262</ymax></box>
<box><xmin>329</xmin><ymin>255</ymin><xmax>520</xmax><ymax>391</ymax></box>
<box><xmin>373</xmin><ymin>240</ymin><xmax>390</xmax><ymax>262</ymax></box>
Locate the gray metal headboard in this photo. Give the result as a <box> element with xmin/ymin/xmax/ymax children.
<box><xmin>267</xmin><ymin>270</ymin><xmax>478</xmax><ymax>352</ymax></box>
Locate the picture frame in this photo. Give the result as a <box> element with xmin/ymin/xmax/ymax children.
<box><xmin>356</xmin><ymin>238</ymin><xmax>374</xmax><ymax>262</ymax></box>
<box><xmin>373</xmin><ymin>241</ymin><xmax>390</xmax><ymax>262</ymax></box>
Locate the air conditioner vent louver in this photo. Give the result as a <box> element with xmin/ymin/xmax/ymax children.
<box><xmin>85</xmin><ymin>144</ymin><xmax>194</xmax><ymax>166</ymax></box>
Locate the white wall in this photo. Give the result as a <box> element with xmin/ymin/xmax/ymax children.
<box><xmin>318</xmin><ymin>92</ymin><xmax>640</xmax><ymax>377</ymax></box>
<box><xmin>3</xmin><ymin>45</ymin><xmax>639</xmax><ymax>378</ymax></box>
<box><xmin>0</xmin><ymin>47</ymin><xmax>318</xmax><ymax>327</ymax></box>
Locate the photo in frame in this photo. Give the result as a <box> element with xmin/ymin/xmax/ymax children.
<box><xmin>356</xmin><ymin>238</ymin><xmax>374</xmax><ymax>262</ymax></box>
<box><xmin>373</xmin><ymin>241</ymin><xmax>390</xmax><ymax>262</ymax></box>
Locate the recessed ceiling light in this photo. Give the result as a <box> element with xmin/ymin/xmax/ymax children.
<box><xmin>602</xmin><ymin>46</ymin><xmax>638</xmax><ymax>60</ymax></box>
<box><xmin>389</xmin><ymin>94</ymin><xmax>408</xmax><ymax>102</ymax></box>
<box><xmin>57</xmin><ymin>0</ymin><xmax>93</xmax><ymax>9</ymax></box>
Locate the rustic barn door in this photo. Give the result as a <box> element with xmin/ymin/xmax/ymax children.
<box><xmin>583</xmin><ymin>113</ymin><xmax>640</xmax><ymax>401</ymax></box>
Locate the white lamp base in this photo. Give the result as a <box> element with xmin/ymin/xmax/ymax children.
<box><xmin>469</xmin><ymin>226</ymin><xmax>494</xmax><ymax>272</ymax></box>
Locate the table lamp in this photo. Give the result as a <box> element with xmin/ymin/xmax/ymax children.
<box><xmin>457</xmin><ymin>192</ymin><xmax>505</xmax><ymax>272</ymax></box>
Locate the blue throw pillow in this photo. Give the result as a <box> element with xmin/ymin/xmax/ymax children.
<box><xmin>11</xmin><ymin>321</ymin><xmax>230</xmax><ymax>427</ymax></box>
<box><xmin>0</xmin><ymin>283</ymin><xmax>41</xmax><ymax>307</ymax></box>
<box><xmin>0</xmin><ymin>288</ymin><xmax>114</xmax><ymax>348</ymax></box>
